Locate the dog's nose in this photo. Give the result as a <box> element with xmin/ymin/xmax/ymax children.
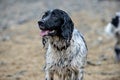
<box><xmin>38</xmin><ymin>21</ymin><xmax>45</xmax><ymax>30</ymax></box>
<box><xmin>38</xmin><ymin>21</ymin><xmax>44</xmax><ymax>26</ymax></box>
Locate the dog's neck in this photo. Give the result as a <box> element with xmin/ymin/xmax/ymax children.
<box><xmin>50</xmin><ymin>36</ymin><xmax>70</xmax><ymax>51</ymax></box>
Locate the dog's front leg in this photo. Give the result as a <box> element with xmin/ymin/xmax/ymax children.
<box><xmin>71</xmin><ymin>71</ymin><xmax>78</xmax><ymax>80</ymax></box>
<box><xmin>45</xmin><ymin>70</ymin><xmax>54</xmax><ymax>80</ymax></box>
<box><xmin>77</xmin><ymin>68</ymin><xmax>84</xmax><ymax>80</ymax></box>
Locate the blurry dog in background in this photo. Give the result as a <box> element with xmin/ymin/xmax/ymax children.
<box><xmin>105</xmin><ymin>12</ymin><xmax>120</xmax><ymax>62</ymax></box>
<box><xmin>38</xmin><ymin>9</ymin><xmax>88</xmax><ymax>80</ymax></box>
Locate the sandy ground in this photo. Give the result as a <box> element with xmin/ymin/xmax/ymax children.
<box><xmin>0</xmin><ymin>0</ymin><xmax>120</xmax><ymax>80</ymax></box>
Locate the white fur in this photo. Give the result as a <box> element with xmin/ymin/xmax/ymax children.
<box><xmin>105</xmin><ymin>23</ymin><xmax>115</xmax><ymax>36</ymax></box>
<box><xmin>44</xmin><ymin>28</ymin><xmax>87</xmax><ymax>80</ymax></box>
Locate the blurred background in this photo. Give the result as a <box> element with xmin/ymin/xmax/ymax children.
<box><xmin>0</xmin><ymin>0</ymin><xmax>120</xmax><ymax>80</ymax></box>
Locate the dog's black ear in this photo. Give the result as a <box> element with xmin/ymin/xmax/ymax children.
<box><xmin>61</xmin><ymin>13</ymin><xmax>74</xmax><ymax>41</ymax></box>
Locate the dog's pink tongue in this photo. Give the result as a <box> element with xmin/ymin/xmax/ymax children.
<box><xmin>40</xmin><ymin>30</ymin><xmax>49</xmax><ymax>37</ymax></box>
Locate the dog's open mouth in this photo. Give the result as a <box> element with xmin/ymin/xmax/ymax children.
<box><xmin>40</xmin><ymin>30</ymin><xmax>56</xmax><ymax>37</ymax></box>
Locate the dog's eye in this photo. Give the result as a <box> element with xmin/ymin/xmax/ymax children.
<box><xmin>42</xmin><ymin>14</ymin><xmax>47</xmax><ymax>19</ymax></box>
<box><xmin>45</xmin><ymin>12</ymin><xmax>49</xmax><ymax>16</ymax></box>
<box><xmin>42</xmin><ymin>12</ymin><xmax>49</xmax><ymax>18</ymax></box>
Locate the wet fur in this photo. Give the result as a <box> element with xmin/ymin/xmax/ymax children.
<box><xmin>38</xmin><ymin>9</ymin><xmax>88</xmax><ymax>80</ymax></box>
<box><xmin>44</xmin><ymin>29</ymin><xmax>87</xmax><ymax>80</ymax></box>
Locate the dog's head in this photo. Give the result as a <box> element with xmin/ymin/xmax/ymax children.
<box><xmin>38</xmin><ymin>9</ymin><xmax>74</xmax><ymax>40</ymax></box>
<box><xmin>105</xmin><ymin>12</ymin><xmax>120</xmax><ymax>36</ymax></box>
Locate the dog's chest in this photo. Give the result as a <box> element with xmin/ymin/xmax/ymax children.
<box><xmin>45</xmin><ymin>45</ymin><xmax>73</xmax><ymax>71</ymax></box>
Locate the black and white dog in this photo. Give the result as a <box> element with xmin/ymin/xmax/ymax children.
<box><xmin>38</xmin><ymin>9</ymin><xmax>88</xmax><ymax>80</ymax></box>
<box><xmin>105</xmin><ymin>12</ymin><xmax>120</xmax><ymax>62</ymax></box>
